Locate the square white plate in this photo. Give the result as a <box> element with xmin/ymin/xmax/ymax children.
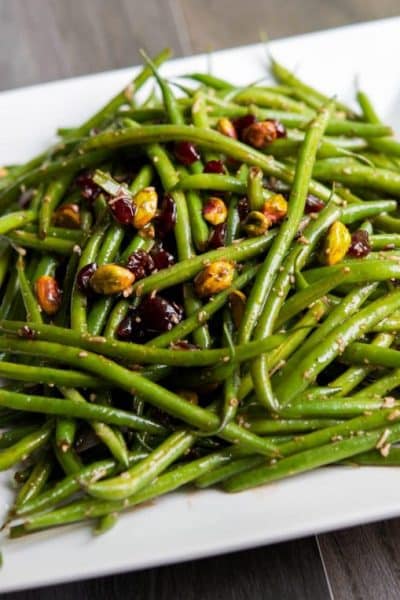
<box><xmin>2</xmin><ymin>16</ymin><xmax>400</xmax><ymax>594</ymax></box>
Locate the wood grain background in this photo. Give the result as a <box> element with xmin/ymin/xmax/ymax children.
<box><xmin>1</xmin><ymin>1</ymin><xmax>400</xmax><ymax>598</ymax></box>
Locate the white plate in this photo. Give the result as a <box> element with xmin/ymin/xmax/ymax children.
<box><xmin>1</xmin><ymin>16</ymin><xmax>400</xmax><ymax>593</ymax></box>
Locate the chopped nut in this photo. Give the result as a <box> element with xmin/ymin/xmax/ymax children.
<box><xmin>52</xmin><ymin>203</ymin><xmax>81</xmax><ymax>228</ymax></box>
<box><xmin>388</xmin><ymin>409</ymin><xmax>400</xmax><ymax>421</ymax></box>
<box><xmin>194</xmin><ymin>260</ymin><xmax>235</xmax><ymax>298</ymax></box>
<box><xmin>262</xmin><ymin>194</ymin><xmax>288</xmax><ymax>224</ymax></box>
<box><xmin>217</xmin><ymin>117</ymin><xmax>237</xmax><ymax>139</ymax></box>
<box><xmin>383</xmin><ymin>396</ymin><xmax>396</xmax><ymax>408</ymax></box>
<box><xmin>35</xmin><ymin>275</ymin><xmax>62</xmax><ymax>315</ymax></box>
<box><xmin>90</xmin><ymin>264</ymin><xmax>135</xmax><ymax>295</ymax></box>
<box><xmin>380</xmin><ymin>443</ymin><xmax>391</xmax><ymax>457</ymax></box>
<box><xmin>321</xmin><ymin>221</ymin><xmax>351</xmax><ymax>266</ymax></box>
<box><xmin>133</xmin><ymin>187</ymin><xmax>158</xmax><ymax>229</ymax></box>
<box><xmin>229</xmin><ymin>290</ymin><xmax>246</xmax><ymax>328</ymax></box>
<box><xmin>242</xmin><ymin>120</ymin><xmax>282</xmax><ymax>148</ymax></box>
<box><xmin>376</xmin><ymin>428</ymin><xmax>391</xmax><ymax>449</ymax></box>
<box><xmin>203</xmin><ymin>197</ymin><xmax>228</xmax><ymax>226</ymax></box>
<box><xmin>243</xmin><ymin>210</ymin><xmax>271</xmax><ymax>236</ymax></box>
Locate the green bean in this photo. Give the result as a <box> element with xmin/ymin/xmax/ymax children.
<box><xmin>313</xmin><ymin>159</ymin><xmax>400</xmax><ymax>197</ymax></box>
<box><xmin>88</xmin><ymin>430</ymin><xmax>195</xmax><ymax>500</ymax></box>
<box><xmin>195</xmin><ymin>455</ymin><xmax>261</xmax><ymax>489</ymax></box>
<box><xmin>10</xmin><ymin>446</ymin><xmax>244</xmax><ymax>533</ymax></box>
<box><xmin>0</xmin><ymin>245</ymin><xmax>11</xmax><ymax>290</ymax></box>
<box><xmin>0</xmin><ymin>425</ymin><xmax>38</xmax><ymax>450</ymax></box>
<box><xmin>0</xmin><ymin>265</ymin><xmax>19</xmax><ymax>320</ymax></box>
<box><xmin>39</xmin><ymin>174</ymin><xmax>73</xmax><ymax>238</ymax></box>
<box><xmin>0</xmin><ymin>337</ymin><xmax>277</xmax><ymax>455</ymax></box>
<box><xmin>370</xmin><ymin>234</ymin><xmax>400</xmax><ymax>250</ymax></box>
<box><xmin>15</xmin><ymin>450</ymin><xmax>149</xmax><ymax>516</ymax></box>
<box><xmin>0</xmin><ymin>420</ymin><xmax>53</xmax><ymax>471</ymax></box>
<box><xmin>224</xmin><ymin>422</ymin><xmax>400</xmax><ymax>492</ymax></box>
<box><xmin>62</xmin><ymin>388</ymin><xmax>129</xmax><ymax>467</ymax></box>
<box><xmin>272</xmin><ymin>397</ymin><xmax>396</xmax><ymax>418</ymax></box>
<box><xmin>94</xmin><ymin>513</ymin><xmax>119</xmax><ymax>535</ymax></box>
<box><xmin>0</xmin><ymin>210</ymin><xmax>36</xmax><ymax>234</ymax></box>
<box><xmin>245</xmin><ymin>418</ymin><xmax>342</xmax><ymax>434</ymax></box>
<box><xmin>15</xmin><ymin>454</ymin><xmax>53</xmax><ymax>508</ymax></box>
<box><xmin>16</xmin><ymin>256</ymin><xmax>42</xmax><ymax>323</ymax></box>
<box><xmin>341</xmin><ymin>200</ymin><xmax>397</xmax><ymax>224</ymax></box>
<box><xmin>0</xmin><ymin>388</ymin><xmax>164</xmax><ymax>434</ymax></box>
<box><xmin>233</xmin><ymin>87</ymin><xmax>313</xmax><ymax>114</ymax></box>
<box><xmin>333</xmin><ymin>332</ymin><xmax>395</xmax><ymax>397</ymax></box>
<box><xmin>304</xmin><ymin>259</ymin><xmax>400</xmax><ymax>285</ymax></box>
<box><xmin>248</xmin><ymin>103</ymin><xmax>333</xmax><ymax>410</ymax></box>
<box><xmin>6</xmin><ymin>230</ymin><xmax>75</xmax><ymax>255</ymax></box>
<box><xmin>0</xmin><ymin>320</ymin><xmax>288</xmax><ymax>367</ymax></box>
<box><xmin>71</xmin><ymin>222</ymin><xmax>108</xmax><ymax>333</ymax></box>
<box><xmin>343</xmin><ymin>343</ymin><xmax>400</xmax><ymax>370</ymax></box>
<box><xmin>374</xmin><ymin>214</ymin><xmax>400</xmax><ymax>233</ymax></box>
<box><xmin>247</xmin><ymin>167</ymin><xmax>264</xmax><ymax>210</ymax></box>
<box><xmin>271</xmin><ymin>59</ymin><xmax>355</xmax><ymax>116</ymax></box>
<box><xmin>239</xmin><ymin>104</ymin><xmax>333</xmax><ymax>344</ymax></box>
<box><xmin>276</xmin><ymin>270</ymin><xmax>348</xmax><ymax>328</ymax></box>
<box><xmin>0</xmin><ymin>362</ymin><xmax>106</xmax><ymax>390</ymax></box>
<box><xmin>54</xmin><ymin>442</ymin><xmax>82</xmax><ymax>475</ymax></box>
<box><xmin>103</xmin><ymin>299</ymin><xmax>130</xmax><ymax>339</ymax></box>
<box><xmin>275</xmin><ymin>290</ymin><xmax>400</xmax><ymax>404</ymax></box>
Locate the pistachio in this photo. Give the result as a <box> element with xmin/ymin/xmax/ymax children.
<box><xmin>262</xmin><ymin>194</ymin><xmax>288</xmax><ymax>224</ymax></box>
<box><xmin>52</xmin><ymin>203</ymin><xmax>81</xmax><ymax>229</ymax></box>
<box><xmin>242</xmin><ymin>120</ymin><xmax>279</xmax><ymax>148</ymax></box>
<box><xmin>203</xmin><ymin>197</ymin><xmax>228</xmax><ymax>226</ymax></box>
<box><xmin>133</xmin><ymin>187</ymin><xmax>158</xmax><ymax>229</ymax></box>
<box><xmin>321</xmin><ymin>221</ymin><xmax>351</xmax><ymax>265</ymax></box>
<box><xmin>229</xmin><ymin>289</ymin><xmax>247</xmax><ymax>328</ymax></box>
<box><xmin>90</xmin><ymin>264</ymin><xmax>135</xmax><ymax>295</ymax></box>
<box><xmin>217</xmin><ymin>117</ymin><xmax>237</xmax><ymax>139</ymax></box>
<box><xmin>243</xmin><ymin>210</ymin><xmax>271</xmax><ymax>236</ymax></box>
<box><xmin>35</xmin><ymin>275</ymin><xmax>62</xmax><ymax>315</ymax></box>
<box><xmin>194</xmin><ymin>260</ymin><xmax>235</xmax><ymax>297</ymax></box>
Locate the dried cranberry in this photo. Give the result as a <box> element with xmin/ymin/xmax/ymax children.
<box><xmin>233</xmin><ymin>114</ymin><xmax>257</xmax><ymax>138</ymax></box>
<box><xmin>75</xmin><ymin>171</ymin><xmax>101</xmax><ymax>202</ymax></box>
<box><xmin>156</xmin><ymin>194</ymin><xmax>177</xmax><ymax>238</ymax></box>
<box><xmin>139</xmin><ymin>295</ymin><xmax>183</xmax><ymax>334</ymax></box>
<box><xmin>18</xmin><ymin>189</ymin><xmax>35</xmax><ymax>209</ymax></box>
<box><xmin>305</xmin><ymin>195</ymin><xmax>325</xmax><ymax>214</ymax></box>
<box><xmin>174</xmin><ymin>141</ymin><xmax>200</xmax><ymax>166</ymax></box>
<box><xmin>19</xmin><ymin>325</ymin><xmax>35</xmax><ymax>339</ymax></box>
<box><xmin>117</xmin><ymin>311</ymin><xmax>138</xmax><ymax>341</ymax></box>
<box><xmin>347</xmin><ymin>230</ymin><xmax>371</xmax><ymax>258</ymax></box>
<box><xmin>238</xmin><ymin>196</ymin><xmax>250</xmax><ymax>221</ymax></box>
<box><xmin>109</xmin><ymin>195</ymin><xmax>135</xmax><ymax>225</ymax></box>
<box><xmin>273</xmin><ymin>120</ymin><xmax>287</xmax><ymax>138</ymax></box>
<box><xmin>126</xmin><ymin>250</ymin><xmax>155</xmax><ymax>280</ymax></box>
<box><xmin>203</xmin><ymin>160</ymin><xmax>225</xmax><ymax>174</ymax></box>
<box><xmin>77</xmin><ymin>263</ymin><xmax>97</xmax><ymax>294</ymax></box>
<box><xmin>151</xmin><ymin>246</ymin><xmax>175</xmax><ymax>270</ymax></box>
<box><xmin>208</xmin><ymin>223</ymin><xmax>226</xmax><ymax>249</ymax></box>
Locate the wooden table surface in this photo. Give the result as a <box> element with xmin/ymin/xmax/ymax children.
<box><xmin>2</xmin><ymin>1</ymin><xmax>400</xmax><ymax>598</ymax></box>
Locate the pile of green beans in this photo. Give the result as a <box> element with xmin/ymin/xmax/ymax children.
<box><xmin>2</xmin><ymin>49</ymin><xmax>400</xmax><ymax>540</ymax></box>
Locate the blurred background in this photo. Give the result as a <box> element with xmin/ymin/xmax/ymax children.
<box><xmin>1</xmin><ymin>0</ymin><xmax>399</xmax><ymax>90</ymax></box>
